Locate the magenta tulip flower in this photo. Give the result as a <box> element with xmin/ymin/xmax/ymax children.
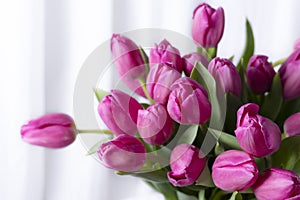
<box><xmin>235</xmin><ymin>103</ymin><xmax>281</xmax><ymax>157</ymax></box>
<box><xmin>192</xmin><ymin>3</ymin><xmax>225</xmax><ymax>48</ymax></box>
<box><xmin>279</xmin><ymin>49</ymin><xmax>300</xmax><ymax>100</ymax></box>
<box><xmin>149</xmin><ymin>39</ymin><xmax>182</xmax><ymax>72</ymax></box>
<box><xmin>98</xmin><ymin>90</ymin><xmax>142</xmax><ymax>136</ymax></box>
<box><xmin>212</xmin><ymin>150</ymin><xmax>258</xmax><ymax>192</ymax></box>
<box><xmin>98</xmin><ymin>134</ymin><xmax>146</xmax><ymax>172</ymax></box>
<box><xmin>253</xmin><ymin>168</ymin><xmax>300</xmax><ymax>200</ymax></box>
<box><xmin>167</xmin><ymin>144</ymin><xmax>206</xmax><ymax>187</ymax></box>
<box><xmin>137</xmin><ymin>103</ymin><xmax>174</xmax><ymax>145</ymax></box>
<box><xmin>182</xmin><ymin>52</ymin><xmax>209</xmax><ymax>76</ymax></box>
<box><xmin>21</xmin><ymin>113</ymin><xmax>76</xmax><ymax>148</ymax></box>
<box><xmin>284</xmin><ymin>112</ymin><xmax>300</xmax><ymax>137</ymax></box>
<box><xmin>247</xmin><ymin>55</ymin><xmax>275</xmax><ymax>94</ymax></box>
<box><xmin>208</xmin><ymin>57</ymin><xmax>242</xmax><ymax>97</ymax></box>
<box><xmin>146</xmin><ymin>64</ymin><xmax>181</xmax><ymax>104</ymax></box>
<box><xmin>167</xmin><ymin>77</ymin><xmax>211</xmax><ymax>124</ymax></box>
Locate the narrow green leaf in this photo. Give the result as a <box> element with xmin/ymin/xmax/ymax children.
<box><xmin>260</xmin><ymin>73</ymin><xmax>283</xmax><ymax>120</ymax></box>
<box><xmin>195</xmin><ymin>163</ymin><xmax>214</xmax><ymax>187</ymax></box>
<box><xmin>86</xmin><ymin>138</ymin><xmax>110</xmax><ymax>155</ymax></box>
<box><xmin>93</xmin><ymin>88</ymin><xmax>109</xmax><ymax>102</ymax></box>
<box><xmin>156</xmin><ymin>182</ymin><xmax>179</xmax><ymax>200</ymax></box>
<box><xmin>208</xmin><ymin>128</ymin><xmax>242</xmax><ymax>150</ymax></box>
<box><xmin>177</xmin><ymin>192</ymin><xmax>198</xmax><ymax>200</ymax></box>
<box><xmin>271</xmin><ymin>136</ymin><xmax>300</xmax><ymax>175</ymax></box>
<box><xmin>116</xmin><ymin>168</ymin><xmax>169</xmax><ymax>183</ymax></box>
<box><xmin>177</xmin><ymin>125</ymin><xmax>198</xmax><ymax>145</ymax></box>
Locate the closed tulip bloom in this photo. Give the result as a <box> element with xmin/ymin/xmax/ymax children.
<box><xmin>208</xmin><ymin>57</ymin><xmax>242</xmax><ymax>97</ymax></box>
<box><xmin>234</xmin><ymin>103</ymin><xmax>281</xmax><ymax>157</ymax></box>
<box><xmin>279</xmin><ymin>49</ymin><xmax>300</xmax><ymax>100</ymax></box>
<box><xmin>212</xmin><ymin>150</ymin><xmax>258</xmax><ymax>192</ymax></box>
<box><xmin>137</xmin><ymin>103</ymin><xmax>174</xmax><ymax>145</ymax></box>
<box><xmin>182</xmin><ymin>52</ymin><xmax>209</xmax><ymax>76</ymax></box>
<box><xmin>167</xmin><ymin>77</ymin><xmax>211</xmax><ymax>124</ymax></box>
<box><xmin>146</xmin><ymin>64</ymin><xmax>181</xmax><ymax>104</ymax></box>
<box><xmin>284</xmin><ymin>112</ymin><xmax>300</xmax><ymax>137</ymax></box>
<box><xmin>98</xmin><ymin>135</ymin><xmax>146</xmax><ymax>172</ymax></box>
<box><xmin>167</xmin><ymin>144</ymin><xmax>206</xmax><ymax>187</ymax></box>
<box><xmin>98</xmin><ymin>90</ymin><xmax>142</xmax><ymax>136</ymax></box>
<box><xmin>253</xmin><ymin>168</ymin><xmax>300</xmax><ymax>200</ymax></box>
<box><xmin>21</xmin><ymin>113</ymin><xmax>76</xmax><ymax>148</ymax></box>
<box><xmin>192</xmin><ymin>3</ymin><xmax>225</xmax><ymax>48</ymax></box>
<box><xmin>149</xmin><ymin>39</ymin><xmax>182</xmax><ymax>72</ymax></box>
<box><xmin>247</xmin><ymin>55</ymin><xmax>275</xmax><ymax>94</ymax></box>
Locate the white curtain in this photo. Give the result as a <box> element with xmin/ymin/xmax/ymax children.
<box><xmin>0</xmin><ymin>0</ymin><xmax>299</xmax><ymax>200</ymax></box>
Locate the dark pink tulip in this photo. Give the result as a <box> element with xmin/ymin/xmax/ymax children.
<box><xmin>137</xmin><ymin>103</ymin><xmax>174</xmax><ymax>145</ymax></box>
<box><xmin>235</xmin><ymin>103</ymin><xmax>281</xmax><ymax>157</ymax></box>
<box><xmin>149</xmin><ymin>39</ymin><xmax>182</xmax><ymax>72</ymax></box>
<box><xmin>98</xmin><ymin>135</ymin><xmax>146</xmax><ymax>172</ymax></box>
<box><xmin>146</xmin><ymin>64</ymin><xmax>181</xmax><ymax>104</ymax></box>
<box><xmin>167</xmin><ymin>144</ymin><xmax>206</xmax><ymax>187</ymax></box>
<box><xmin>192</xmin><ymin>3</ymin><xmax>225</xmax><ymax>48</ymax></box>
<box><xmin>212</xmin><ymin>150</ymin><xmax>258</xmax><ymax>192</ymax></box>
<box><xmin>253</xmin><ymin>168</ymin><xmax>300</xmax><ymax>200</ymax></box>
<box><xmin>98</xmin><ymin>90</ymin><xmax>142</xmax><ymax>136</ymax></box>
<box><xmin>167</xmin><ymin>77</ymin><xmax>211</xmax><ymax>124</ymax></box>
<box><xmin>21</xmin><ymin>113</ymin><xmax>76</xmax><ymax>148</ymax></box>
<box><xmin>247</xmin><ymin>55</ymin><xmax>275</xmax><ymax>94</ymax></box>
<box><xmin>279</xmin><ymin>49</ymin><xmax>300</xmax><ymax>100</ymax></box>
<box><xmin>182</xmin><ymin>52</ymin><xmax>209</xmax><ymax>76</ymax></box>
<box><xmin>284</xmin><ymin>112</ymin><xmax>300</xmax><ymax>137</ymax></box>
<box><xmin>208</xmin><ymin>57</ymin><xmax>242</xmax><ymax>97</ymax></box>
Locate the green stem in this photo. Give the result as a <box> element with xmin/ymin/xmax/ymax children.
<box><xmin>229</xmin><ymin>191</ymin><xmax>239</xmax><ymax>200</ymax></box>
<box><xmin>272</xmin><ymin>58</ymin><xmax>287</xmax><ymax>67</ymax></box>
<box><xmin>77</xmin><ymin>129</ymin><xmax>112</xmax><ymax>134</ymax></box>
<box><xmin>139</xmin><ymin>78</ymin><xmax>155</xmax><ymax>104</ymax></box>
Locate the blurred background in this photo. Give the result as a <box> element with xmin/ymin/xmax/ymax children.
<box><xmin>0</xmin><ymin>0</ymin><xmax>299</xmax><ymax>199</ymax></box>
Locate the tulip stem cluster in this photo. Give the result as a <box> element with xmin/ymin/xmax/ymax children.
<box><xmin>272</xmin><ymin>57</ymin><xmax>287</xmax><ymax>67</ymax></box>
<box><xmin>138</xmin><ymin>78</ymin><xmax>155</xmax><ymax>104</ymax></box>
<box><xmin>77</xmin><ymin>129</ymin><xmax>112</xmax><ymax>134</ymax></box>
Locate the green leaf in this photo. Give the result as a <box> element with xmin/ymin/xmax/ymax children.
<box><xmin>260</xmin><ymin>73</ymin><xmax>283</xmax><ymax>120</ymax></box>
<box><xmin>195</xmin><ymin>163</ymin><xmax>214</xmax><ymax>187</ymax></box>
<box><xmin>177</xmin><ymin>191</ymin><xmax>198</xmax><ymax>200</ymax></box>
<box><xmin>177</xmin><ymin>125</ymin><xmax>198</xmax><ymax>145</ymax></box>
<box><xmin>156</xmin><ymin>182</ymin><xmax>179</xmax><ymax>200</ymax></box>
<box><xmin>271</xmin><ymin>136</ymin><xmax>300</xmax><ymax>175</ymax></box>
<box><xmin>208</xmin><ymin>128</ymin><xmax>242</xmax><ymax>150</ymax></box>
<box><xmin>86</xmin><ymin>138</ymin><xmax>110</xmax><ymax>155</ymax></box>
<box><xmin>93</xmin><ymin>88</ymin><xmax>109</xmax><ymax>102</ymax></box>
<box><xmin>224</xmin><ymin>93</ymin><xmax>243</xmax><ymax>133</ymax></box>
<box><xmin>116</xmin><ymin>168</ymin><xmax>170</xmax><ymax>183</ymax></box>
<box><xmin>198</xmin><ymin>190</ymin><xmax>206</xmax><ymax>200</ymax></box>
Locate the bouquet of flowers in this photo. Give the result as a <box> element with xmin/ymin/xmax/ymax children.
<box><xmin>21</xmin><ymin>3</ymin><xmax>300</xmax><ymax>200</ymax></box>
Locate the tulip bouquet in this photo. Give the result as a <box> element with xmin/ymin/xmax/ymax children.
<box><xmin>21</xmin><ymin>3</ymin><xmax>300</xmax><ymax>200</ymax></box>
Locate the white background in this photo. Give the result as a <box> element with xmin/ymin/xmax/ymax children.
<box><xmin>0</xmin><ymin>0</ymin><xmax>299</xmax><ymax>200</ymax></box>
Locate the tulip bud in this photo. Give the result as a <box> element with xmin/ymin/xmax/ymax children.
<box><xmin>21</xmin><ymin>113</ymin><xmax>76</xmax><ymax>148</ymax></box>
<box><xmin>253</xmin><ymin>168</ymin><xmax>300</xmax><ymax>200</ymax></box>
<box><xmin>192</xmin><ymin>3</ymin><xmax>225</xmax><ymax>48</ymax></box>
<box><xmin>279</xmin><ymin>49</ymin><xmax>300</xmax><ymax>100</ymax></box>
<box><xmin>208</xmin><ymin>57</ymin><xmax>242</xmax><ymax>97</ymax></box>
<box><xmin>235</xmin><ymin>103</ymin><xmax>281</xmax><ymax>157</ymax></box>
<box><xmin>137</xmin><ymin>103</ymin><xmax>174</xmax><ymax>145</ymax></box>
<box><xmin>284</xmin><ymin>112</ymin><xmax>300</xmax><ymax>137</ymax></box>
<box><xmin>149</xmin><ymin>39</ymin><xmax>182</xmax><ymax>72</ymax></box>
<box><xmin>247</xmin><ymin>55</ymin><xmax>275</xmax><ymax>94</ymax></box>
<box><xmin>98</xmin><ymin>90</ymin><xmax>142</xmax><ymax>136</ymax></box>
<box><xmin>98</xmin><ymin>134</ymin><xmax>146</xmax><ymax>172</ymax></box>
<box><xmin>212</xmin><ymin>150</ymin><xmax>258</xmax><ymax>192</ymax></box>
<box><xmin>167</xmin><ymin>144</ymin><xmax>206</xmax><ymax>187</ymax></box>
<box><xmin>167</xmin><ymin>77</ymin><xmax>211</xmax><ymax>124</ymax></box>
<box><xmin>146</xmin><ymin>64</ymin><xmax>181</xmax><ymax>104</ymax></box>
<box><xmin>182</xmin><ymin>52</ymin><xmax>209</xmax><ymax>76</ymax></box>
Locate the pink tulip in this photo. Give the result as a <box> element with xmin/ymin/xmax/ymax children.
<box><xmin>284</xmin><ymin>112</ymin><xmax>300</xmax><ymax>137</ymax></box>
<box><xmin>253</xmin><ymin>168</ymin><xmax>300</xmax><ymax>200</ymax></box>
<box><xmin>98</xmin><ymin>90</ymin><xmax>142</xmax><ymax>136</ymax></box>
<box><xmin>146</xmin><ymin>64</ymin><xmax>181</xmax><ymax>104</ymax></box>
<box><xmin>167</xmin><ymin>144</ymin><xmax>206</xmax><ymax>186</ymax></box>
<box><xmin>149</xmin><ymin>39</ymin><xmax>182</xmax><ymax>72</ymax></box>
<box><xmin>21</xmin><ymin>113</ymin><xmax>76</xmax><ymax>148</ymax></box>
<box><xmin>235</xmin><ymin>103</ymin><xmax>281</xmax><ymax>157</ymax></box>
<box><xmin>137</xmin><ymin>103</ymin><xmax>174</xmax><ymax>145</ymax></box>
<box><xmin>167</xmin><ymin>77</ymin><xmax>211</xmax><ymax>124</ymax></box>
<box><xmin>182</xmin><ymin>52</ymin><xmax>209</xmax><ymax>76</ymax></box>
<box><xmin>212</xmin><ymin>150</ymin><xmax>258</xmax><ymax>192</ymax></box>
<box><xmin>192</xmin><ymin>3</ymin><xmax>225</xmax><ymax>48</ymax></box>
<box><xmin>98</xmin><ymin>135</ymin><xmax>146</xmax><ymax>172</ymax></box>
